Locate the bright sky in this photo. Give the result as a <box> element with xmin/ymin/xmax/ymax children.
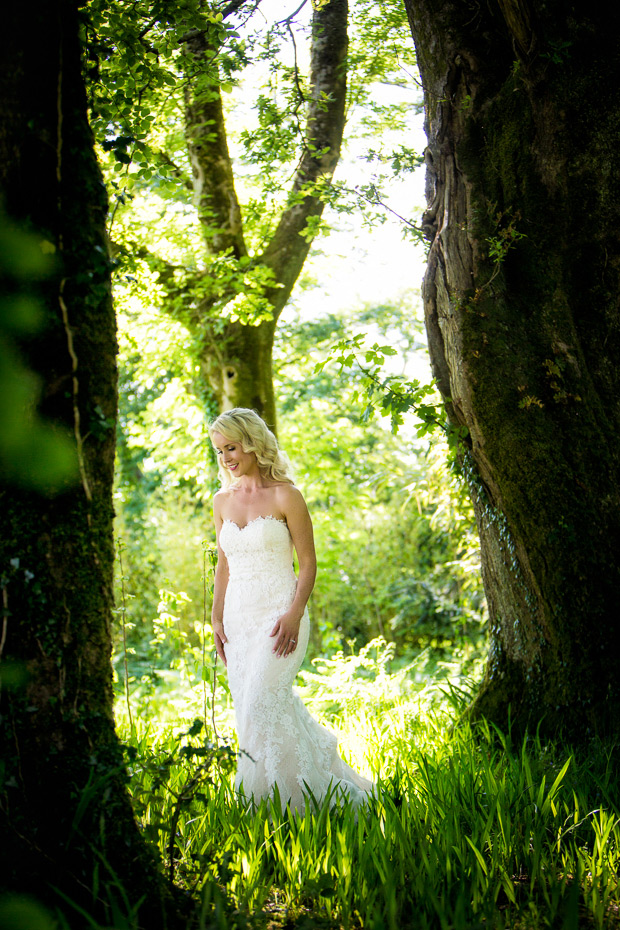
<box><xmin>295</xmin><ymin>165</ymin><xmax>428</xmax><ymax>318</ymax></box>
<box><xmin>286</xmin><ymin>98</ymin><xmax>431</xmax><ymax>384</ymax></box>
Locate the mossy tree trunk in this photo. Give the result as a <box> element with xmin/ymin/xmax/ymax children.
<box><xmin>404</xmin><ymin>0</ymin><xmax>620</xmax><ymax>735</ymax></box>
<box><xmin>0</xmin><ymin>1</ymin><xmax>173</xmax><ymax>924</ymax></box>
<box><xmin>180</xmin><ymin>0</ymin><xmax>348</xmax><ymax>429</ymax></box>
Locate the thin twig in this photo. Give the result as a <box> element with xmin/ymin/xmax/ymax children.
<box><xmin>212</xmin><ymin>652</ymin><xmax>219</xmax><ymax>744</ymax></box>
<box><xmin>0</xmin><ymin>587</ymin><xmax>8</xmax><ymax>662</ymax></box>
<box><xmin>57</xmin><ymin>42</ymin><xmax>92</xmax><ymax>502</ymax></box>
<box><xmin>202</xmin><ymin>546</ymin><xmax>208</xmax><ymax>727</ymax></box>
<box><xmin>202</xmin><ymin>543</ymin><xmax>220</xmax><ymax>745</ymax></box>
<box><xmin>117</xmin><ymin>540</ymin><xmax>134</xmax><ymax>732</ymax></box>
<box><xmin>285</xmin><ymin>19</ymin><xmax>306</xmax><ymax>121</ymax></box>
<box><xmin>0</xmin><ymin>586</ymin><xmax>8</xmax><ymax>698</ymax></box>
<box><xmin>221</xmin><ymin>0</ymin><xmax>253</xmax><ymax>18</ymax></box>
<box><xmin>137</xmin><ymin>15</ymin><xmax>159</xmax><ymax>40</ymax></box>
<box><xmin>58</xmin><ymin>286</ymin><xmax>92</xmax><ymax>502</ymax></box>
<box><xmin>276</xmin><ymin>0</ymin><xmax>310</xmax><ymax>26</ymax></box>
<box><xmin>366</xmin><ymin>191</ymin><xmax>425</xmax><ymax>235</ymax></box>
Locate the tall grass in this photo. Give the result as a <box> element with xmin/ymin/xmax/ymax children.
<box><xmin>113</xmin><ymin>642</ymin><xmax>620</xmax><ymax>929</ymax></box>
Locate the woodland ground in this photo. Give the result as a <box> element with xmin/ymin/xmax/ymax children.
<box><xmin>106</xmin><ymin>642</ymin><xmax>620</xmax><ymax>930</ymax></box>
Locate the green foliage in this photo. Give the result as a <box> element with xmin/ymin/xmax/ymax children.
<box><xmin>106</xmin><ymin>649</ymin><xmax>620</xmax><ymax>930</ymax></box>
<box><xmin>316</xmin><ymin>333</ymin><xmax>444</xmax><ymax>435</ymax></box>
<box><xmin>84</xmin><ymin>0</ymin><xmax>424</xmax><ymax>343</ymax></box>
<box><xmin>84</xmin><ymin>0</ymin><xmax>277</xmax><ymax>346</ymax></box>
<box><xmin>122</xmin><ymin>718</ymin><xmax>236</xmax><ymax>884</ymax></box>
<box><xmin>485</xmin><ymin>206</ymin><xmax>527</xmax><ymax>268</ymax></box>
<box><xmin>111</xmin><ymin>553</ymin><xmax>226</xmax><ymax>727</ymax></box>
<box><xmin>0</xmin><ymin>213</ymin><xmax>77</xmax><ymax>489</ymax></box>
<box><xmin>82</xmin><ymin>0</ymin><xmax>229</xmax><ymax>170</ymax></box>
<box><xmin>347</xmin><ymin>0</ymin><xmax>422</xmax><ymax>128</ymax></box>
<box><xmin>0</xmin><ymin>895</ymin><xmax>56</xmax><ymax>930</ymax></box>
<box><xmin>112</xmin><ymin>294</ymin><xmax>486</xmax><ymax>675</ymax></box>
<box><xmin>541</xmin><ymin>38</ymin><xmax>573</xmax><ymax>65</ymax></box>
<box><xmin>270</xmin><ymin>303</ymin><xmax>484</xmax><ymax>657</ymax></box>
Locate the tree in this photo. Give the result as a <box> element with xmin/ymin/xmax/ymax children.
<box><xmin>87</xmin><ymin>0</ymin><xmax>349</xmax><ymax>430</ymax></box>
<box><xmin>403</xmin><ymin>0</ymin><xmax>620</xmax><ymax>734</ymax></box>
<box><xmin>181</xmin><ymin>0</ymin><xmax>348</xmax><ymax>427</ymax></box>
<box><xmin>87</xmin><ymin>0</ymin><xmax>420</xmax><ymax>433</ymax></box>
<box><xmin>0</xmin><ymin>1</ymin><xmax>172</xmax><ymax>924</ymax></box>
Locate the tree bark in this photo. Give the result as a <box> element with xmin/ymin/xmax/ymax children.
<box><xmin>182</xmin><ymin>0</ymin><xmax>348</xmax><ymax>428</ymax></box>
<box><xmin>404</xmin><ymin>0</ymin><xmax>620</xmax><ymax>735</ymax></box>
<box><xmin>0</xmin><ymin>2</ymin><xmax>173</xmax><ymax>923</ymax></box>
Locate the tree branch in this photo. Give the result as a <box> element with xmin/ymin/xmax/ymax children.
<box><xmin>276</xmin><ymin>0</ymin><xmax>310</xmax><ymax>26</ymax></box>
<box><xmin>182</xmin><ymin>30</ymin><xmax>248</xmax><ymax>259</ymax></box>
<box><xmin>181</xmin><ymin>0</ymin><xmax>347</xmax><ymax>327</ymax></box>
<box><xmin>259</xmin><ymin>0</ymin><xmax>348</xmax><ymax>317</ymax></box>
<box><xmin>220</xmin><ymin>0</ymin><xmax>257</xmax><ymax>19</ymax></box>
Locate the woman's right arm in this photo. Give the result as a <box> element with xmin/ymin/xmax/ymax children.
<box><xmin>211</xmin><ymin>497</ymin><xmax>229</xmax><ymax>665</ymax></box>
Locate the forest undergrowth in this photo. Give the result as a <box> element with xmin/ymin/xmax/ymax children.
<box><xmin>107</xmin><ymin>642</ymin><xmax>620</xmax><ymax>930</ymax></box>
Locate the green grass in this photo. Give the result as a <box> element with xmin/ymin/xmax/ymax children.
<box><xmin>111</xmin><ymin>643</ymin><xmax>620</xmax><ymax>929</ymax></box>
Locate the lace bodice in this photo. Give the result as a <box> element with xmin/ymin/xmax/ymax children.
<box><xmin>220</xmin><ymin>515</ymin><xmax>294</xmax><ymax>581</ymax></box>
<box><xmin>221</xmin><ymin>517</ymin><xmax>298</xmax><ymax>636</ymax></box>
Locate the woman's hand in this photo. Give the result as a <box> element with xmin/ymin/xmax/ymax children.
<box><xmin>212</xmin><ymin>617</ymin><xmax>228</xmax><ymax>666</ymax></box>
<box><xmin>270</xmin><ymin>611</ymin><xmax>301</xmax><ymax>658</ymax></box>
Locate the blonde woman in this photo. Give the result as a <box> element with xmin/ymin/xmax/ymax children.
<box><xmin>209</xmin><ymin>408</ymin><xmax>372</xmax><ymax>813</ymax></box>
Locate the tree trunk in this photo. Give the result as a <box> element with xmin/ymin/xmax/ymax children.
<box><xmin>404</xmin><ymin>0</ymin><xmax>620</xmax><ymax>735</ymax></box>
<box><xmin>0</xmin><ymin>2</ymin><xmax>173</xmax><ymax>923</ymax></box>
<box><xmin>182</xmin><ymin>0</ymin><xmax>348</xmax><ymax>426</ymax></box>
<box><xmin>199</xmin><ymin>318</ymin><xmax>278</xmax><ymax>431</ymax></box>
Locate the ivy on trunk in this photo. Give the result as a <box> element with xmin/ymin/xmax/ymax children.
<box><xmin>404</xmin><ymin>0</ymin><xmax>620</xmax><ymax>736</ymax></box>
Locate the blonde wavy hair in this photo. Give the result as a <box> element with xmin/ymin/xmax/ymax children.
<box><xmin>209</xmin><ymin>408</ymin><xmax>294</xmax><ymax>488</ymax></box>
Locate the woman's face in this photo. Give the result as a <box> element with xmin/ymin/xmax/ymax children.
<box><xmin>211</xmin><ymin>431</ymin><xmax>257</xmax><ymax>479</ymax></box>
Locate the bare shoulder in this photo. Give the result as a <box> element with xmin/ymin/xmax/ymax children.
<box><xmin>212</xmin><ymin>487</ymin><xmax>233</xmax><ymax>519</ymax></box>
<box><xmin>213</xmin><ymin>488</ymin><xmax>230</xmax><ymax>506</ymax></box>
<box><xmin>274</xmin><ymin>483</ymin><xmax>310</xmax><ymax>520</ymax></box>
<box><xmin>275</xmin><ymin>484</ymin><xmax>315</xmax><ymax>560</ymax></box>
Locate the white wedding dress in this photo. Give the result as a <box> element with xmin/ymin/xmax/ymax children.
<box><xmin>220</xmin><ymin>515</ymin><xmax>373</xmax><ymax>813</ymax></box>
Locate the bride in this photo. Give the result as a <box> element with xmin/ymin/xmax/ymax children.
<box><xmin>209</xmin><ymin>407</ymin><xmax>373</xmax><ymax>813</ymax></box>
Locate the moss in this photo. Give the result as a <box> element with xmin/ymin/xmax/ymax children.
<box><xmin>412</xmin><ymin>0</ymin><xmax>620</xmax><ymax>736</ymax></box>
<box><xmin>0</xmin><ymin>2</ymin><xmax>176</xmax><ymax>923</ymax></box>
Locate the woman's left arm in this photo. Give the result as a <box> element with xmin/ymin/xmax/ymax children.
<box><xmin>270</xmin><ymin>486</ymin><xmax>317</xmax><ymax>657</ymax></box>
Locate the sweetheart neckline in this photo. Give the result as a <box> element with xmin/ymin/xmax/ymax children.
<box><xmin>222</xmin><ymin>515</ymin><xmax>288</xmax><ymax>532</ymax></box>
